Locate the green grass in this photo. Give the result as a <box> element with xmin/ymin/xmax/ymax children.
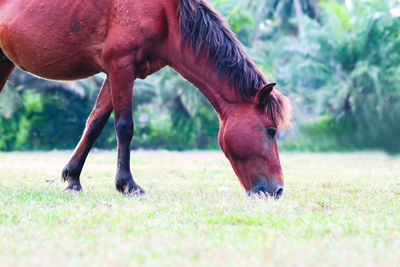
<box><xmin>0</xmin><ymin>151</ymin><xmax>399</xmax><ymax>266</ymax></box>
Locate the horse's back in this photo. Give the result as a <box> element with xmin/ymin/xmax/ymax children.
<box><xmin>0</xmin><ymin>0</ymin><xmax>174</xmax><ymax>80</ymax></box>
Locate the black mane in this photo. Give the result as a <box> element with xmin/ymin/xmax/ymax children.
<box><xmin>178</xmin><ymin>0</ymin><xmax>266</xmax><ymax>99</ymax></box>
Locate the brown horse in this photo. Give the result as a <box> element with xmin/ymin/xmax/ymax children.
<box><xmin>0</xmin><ymin>0</ymin><xmax>291</xmax><ymax>198</ymax></box>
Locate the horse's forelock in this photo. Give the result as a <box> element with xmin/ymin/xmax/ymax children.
<box><xmin>265</xmin><ymin>90</ymin><xmax>292</xmax><ymax>131</ymax></box>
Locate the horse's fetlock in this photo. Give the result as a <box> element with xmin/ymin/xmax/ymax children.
<box><xmin>115</xmin><ymin>171</ymin><xmax>133</xmax><ymax>192</ymax></box>
<box><xmin>62</xmin><ymin>163</ymin><xmax>81</xmax><ymax>182</ymax></box>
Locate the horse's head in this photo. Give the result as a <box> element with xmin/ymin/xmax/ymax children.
<box><xmin>218</xmin><ymin>83</ymin><xmax>292</xmax><ymax>198</ymax></box>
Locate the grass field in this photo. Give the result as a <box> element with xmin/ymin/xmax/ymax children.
<box><xmin>0</xmin><ymin>151</ymin><xmax>399</xmax><ymax>266</ymax></box>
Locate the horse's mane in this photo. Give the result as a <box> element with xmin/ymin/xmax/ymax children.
<box><xmin>178</xmin><ymin>0</ymin><xmax>292</xmax><ymax>130</ymax></box>
<box><xmin>178</xmin><ymin>0</ymin><xmax>265</xmax><ymax>98</ymax></box>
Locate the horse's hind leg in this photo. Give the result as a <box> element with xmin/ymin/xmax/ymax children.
<box><xmin>62</xmin><ymin>78</ymin><xmax>113</xmax><ymax>191</ymax></box>
<box><xmin>0</xmin><ymin>50</ymin><xmax>15</xmax><ymax>92</ymax></box>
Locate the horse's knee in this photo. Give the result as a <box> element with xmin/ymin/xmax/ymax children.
<box><xmin>115</xmin><ymin>117</ymin><xmax>133</xmax><ymax>141</ymax></box>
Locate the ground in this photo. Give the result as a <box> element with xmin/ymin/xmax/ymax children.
<box><xmin>0</xmin><ymin>151</ymin><xmax>399</xmax><ymax>266</ymax></box>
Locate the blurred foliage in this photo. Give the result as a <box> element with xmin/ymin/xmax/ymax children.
<box><xmin>0</xmin><ymin>0</ymin><xmax>399</xmax><ymax>152</ymax></box>
<box><xmin>272</xmin><ymin>0</ymin><xmax>400</xmax><ymax>153</ymax></box>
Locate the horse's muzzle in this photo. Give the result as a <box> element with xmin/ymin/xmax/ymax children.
<box><xmin>248</xmin><ymin>179</ymin><xmax>283</xmax><ymax>199</ymax></box>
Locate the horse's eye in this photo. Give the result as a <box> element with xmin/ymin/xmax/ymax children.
<box><xmin>266</xmin><ymin>128</ymin><xmax>277</xmax><ymax>139</ymax></box>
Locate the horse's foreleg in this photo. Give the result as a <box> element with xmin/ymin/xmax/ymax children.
<box><xmin>62</xmin><ymin>78</ymin><xmax>113</xmax><ymax>191</ymax></box>
<box><xmin>0</xmin><ymin>50</ymin><xmax>15</xmax><ymax>92</ymax></box>
<box><xmin>108</xmin><ymin>59</ymin><xmax>144</xmax><ymax>195</ymax></box>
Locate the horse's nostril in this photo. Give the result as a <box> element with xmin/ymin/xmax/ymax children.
<box><xmin>248</xmin><ymin>182</ymin><xmax>284</xmax><ymax>199</ymax></box>
<box><xmin>275</xmin><ymin>188</ymin><xmax>283</xmax><ymax>199</ymax></box>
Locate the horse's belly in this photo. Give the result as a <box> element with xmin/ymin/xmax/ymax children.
<box><xmin>0</xmin><ymin>0</ymin><xmax>111</xmax><ymax>80</ymax></box>
<box><xmin>2</xmin><ymin>45</ymin><xmax>101</xmax><ymax>80</ymax></box>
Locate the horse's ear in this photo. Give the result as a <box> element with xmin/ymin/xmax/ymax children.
<box><xmin>255</xmin><ymin>83</ymin><xmax>276</xmax><ymax>107</ymax></box>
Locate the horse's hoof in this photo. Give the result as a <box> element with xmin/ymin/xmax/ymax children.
<box><xmin>63</xmin><ymin>183</ymin><xmax>83</xmax><ymax>193</ymax></box>
<box><xmin>115</xmin><ymin>175</ymin><xmax>145</xmax><ymax>196</ymax></box>
<box><xmin>129</xmin><ymin>187</ymin><xmax>146</xmax><ymax>197</ymax></box>
<box><xmin>116</xmin><ymin>182</ymin><xmax>145</xmax><ymax>196</ymax></box>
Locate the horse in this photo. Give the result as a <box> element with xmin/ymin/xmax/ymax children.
<box><xmin>0</xmin><ymin>0</ymin><xmax>292</xmax><ymax>198</ymax></box>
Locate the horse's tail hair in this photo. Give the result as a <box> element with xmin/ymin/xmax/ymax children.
<box><xmin>0</xmin><ymin>49</ymin><xmax>15</xmax><ymax>93</ymax></box>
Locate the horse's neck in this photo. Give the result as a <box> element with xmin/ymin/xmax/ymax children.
<box><xmin>159</xmin><ymin>0</ymin><xmax>259</xmax><ymax>118</ymax></box>
<box><xmin>168</xmin><ymin>47</ymin><xmax>246</xmax><ymax>118</ymax></box>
